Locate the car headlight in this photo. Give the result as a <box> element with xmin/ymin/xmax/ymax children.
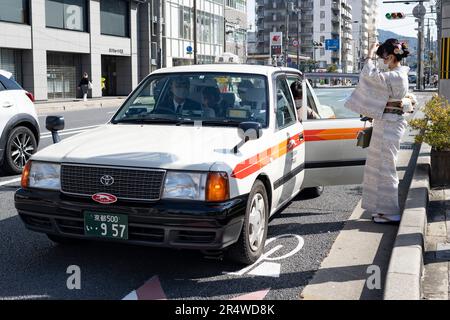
<box><xmin>162</xmin><ymin>171</ymin><xmax>207</xmax><ymax>201</ymax></box>
<box><xmin>22</xmin><ymin>161</ymin><xmax>61</xmax><ymax>190</ymax></box>
<box><xmin>162</xmin><ymin>171</ymin><xmax>230</xmax><ymax>202</ymax></box>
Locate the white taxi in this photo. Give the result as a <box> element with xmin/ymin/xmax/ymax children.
<box><xmin>15</xmin><ymin>65</ymin><xmax>366</xmax><ymax>265</ymax></box>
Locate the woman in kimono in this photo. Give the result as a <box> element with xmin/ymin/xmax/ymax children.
<box><xmin>346</xmin><ymin>39</ymin><xmax>411</xmax><ymax>223</ymax></box>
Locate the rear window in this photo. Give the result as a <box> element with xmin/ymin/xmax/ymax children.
<box><xmin>0</xmin><ymin>75</ymin><xmax>22</xmax><ymax>90</ymax></box>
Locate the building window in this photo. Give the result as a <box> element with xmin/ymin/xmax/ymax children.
<box><xmin>100</xmin><ymin>0</ymin><xmax>130</xmax><ymax>37</ymax></box>
<box><xmin>320</xmin><ymin>11</ymin><xmax>325</xmax><ymax>19</ymax></box>
<box><xmin>0</xmin><ymin>0</ymin><xmax>29</xmax><ymax>24</ymax></box>
<box><xmin>46</xmin><ymin>0</ymin><xmax>87</xmax><ymax>31</ymax></box>
<box><xmin>320</xmin><ymin>23</ymin><xmax>325</xmax><ymax>32</ymax></box>
<box><xmin>179</xmin><ymin>6</ymin><xmax>192</xmax><ymax>40</ymax></box>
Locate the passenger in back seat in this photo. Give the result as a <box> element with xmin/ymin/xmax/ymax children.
<box><xmin>201</xmin><ymin>87</ymin><xmax>220</xmax><ymax>118</ymax></box>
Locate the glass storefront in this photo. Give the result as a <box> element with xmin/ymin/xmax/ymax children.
<box><xmin>47</xmin><ymin>52</ymin><xmax>81</xmax><ymax>100</ymax></box>
<box><xmin>0</xmin><ymin>49</ymin><xmax>22</xmax><ymax>85</ymax></box>
<box><xmin>100</xmin><ymin>0</ymin><xmax>130</xmax><ymax>37</ymax></box>
<box><xmin>0</xmin><ymin>0</ymin><xmax>29</xmax><ymax>24</ymax></box>
<box><xmin>45</xmin><ymin>0</ymin><xmax>87</xmax><ymax>32</ymax></box>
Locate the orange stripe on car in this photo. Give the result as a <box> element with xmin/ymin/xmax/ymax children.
<box><xmin>231</xmin><ymin>132</ymin><xmax>304</xmax><ymax>179</ymax></box>
<box><xmin>304</xmin><ymin>128</ymin><xmax>361</xmax><ymax>142</ymax></box>
<box><xmin>231</xmin><ymin>128</ymin><xmax>362</xmax><ymax>180</ymax></box>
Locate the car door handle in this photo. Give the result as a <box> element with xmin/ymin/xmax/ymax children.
<box><xmin>1</xmin><ymin>101</ymin><xmax>13</xmax><ymax>108</ymax></box>
<box><xmin>299</xmin><ymin>132</ymin><xmax>304</xmax><ymax>141</ymax></box>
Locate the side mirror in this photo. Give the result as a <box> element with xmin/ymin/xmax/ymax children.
<box><xmin>233</xmin><ymin>122</ymin><xmax>263</xmax><ymax>154</ymax></box>
<box><xmin>238</xmin><ymin>122</ymin><xmax>263</xmax><ymax>141</ymax></box>
<box><xmin>46</xmin><ymin>116</ymin><xmax>65</xmax><ymax>143</ymax></box>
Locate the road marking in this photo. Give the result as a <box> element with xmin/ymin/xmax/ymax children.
<box><xmin>227</xmin><ymin>234</ymin><xmax>305</xmax><ymax>278</ymax></box>
<box><xmin>122</xmin><ymin>275</ymin><xmax>271</xmax><ymax>300</ymax></box>
<box><xmin>40</xmin><ymin>125</ymin><xmax>100</xmax><ymax>137</ymax></box>
<box><xmin>231</xmin><ymin>288</ymin><xmax>270</xmax><ymax>300</ymax></box>
<box><xmin>0</xmin><ymin>177</ymin><xmax>21</xmax><ymax>187</ymax></box>
<box><xmin>123</xmin><ymin>276</ymin><xmax>166</xmax><ymax>300</ymax></box>
<box><xmin>40</xmin><ymin>125</ymin><xmax>101</xmax><ymax>139</ymax></box>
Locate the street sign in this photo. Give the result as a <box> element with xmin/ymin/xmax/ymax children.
<box><xmin>186</xmin><ymin>46</ymin><xmax>193</xmax><ymax>55</ymax></box>
<box><xmin>270</xmin><ymin>32</ymin><xmax>283</xmax><ymax>46</ymax></box>
<box><xmin>292</xmin><ymin>39</ymin><xmax>299</xmax><ymax>47</ymax></box>
<box><xmin>413</xmin><ymin>3</ymin><xmax>426</xmax><ymax>19</ymax></box>
<box><xmin>325</xmin><ymin>39</ymin><xmax>339</xmax><ymax>51</ymax></box>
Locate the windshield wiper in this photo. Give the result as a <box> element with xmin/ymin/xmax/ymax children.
<box><xmin>201</xmin><ymin>120</ymin><xmax>245</xmax><ymax>127</ymax></box>
<box><xmin>113</xmin><ymin>116</ymin><xmax>179</xmax><ymax>124</ymax></box>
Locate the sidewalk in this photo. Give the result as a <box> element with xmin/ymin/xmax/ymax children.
<box><xmin>422</xmin><ymin>188</ymin><xmax>450</xmax><ymax>300</ymax></box>
<box><xmin>300</xmin><ymin>103</ymin><xmax>426</xmax><ymax>300</ymax></box>
<box><xmin>34</xmin><ymin>96</ymin><xmax>126</xmax><ymax>115</ymax></box>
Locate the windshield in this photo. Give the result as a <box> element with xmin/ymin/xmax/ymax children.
<box><xmin>112</xmin><ymin>73</ymin><xmax>269</xmax><ymax>127</ymax></box>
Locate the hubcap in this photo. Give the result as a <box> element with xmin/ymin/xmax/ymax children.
<box><xmin>248</xmin><ymin>193</ymin><xmax>266</xmax><ymax>252</ymax></box>
<box><xmin>10</xmin><ymin>132</ymin><xmax>34</xmax><ymax>170</ymax></box>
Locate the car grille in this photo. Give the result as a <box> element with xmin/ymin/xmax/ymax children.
<box><xmin>60</xmin><ymin>165</ymin><xmax>166</xmax><ymax>201</ymax></box>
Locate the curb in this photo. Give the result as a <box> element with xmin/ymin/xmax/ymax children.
<box><xmin>383</xmin><ymin>143</ymin><xmax>431</xmax><ymax>300</ymax></box>
<box><xmin>34</xmin><ymin>98</ymin><xmax>126</xmax><ymax>115</ymax></box>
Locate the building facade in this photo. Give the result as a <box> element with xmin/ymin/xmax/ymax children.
<box><xmin>0</xmin><ymin>0</ymin><xmax>230</xmax><ymax>101</ymax></box>
<box><xmin>253</xmin><ymin>0</ymin><xmax>352</xmax><ymax>71</ymax></box>
<box><xmin>224</xmin><ymin>0</ymin><xmax>248</xmax><ymax>62</ymax></box>
<box><xmin>313</xmin><ymin>0</ymin><xmax>353</xmax><ymax>73</ymax></box>
<box><xmin>0</xmin><ymin>0</ymin><xmax>141</xmax><ymax>101</ymax></box>
<box><xmin>349</xmin><ymin>0</ymin><xmax>378</xmax><ymax>71</ymax></box>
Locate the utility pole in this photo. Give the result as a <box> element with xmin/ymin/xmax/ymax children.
<box><xmin>284</xmin><ymin>2</ymin><xmax>291</xmax><ymax>67</ymax></box>
<box><xmin>157</xmin><ymin>0</ymin><xmax>164</xmax><ymax>69</ymax></box>
<box><xmin>193</xmin><ymin>0</ymin><xmax>198</xmax><ymax>65</ymax></box>
<box><xmin>413</xmin><ymin>2</ymin><xmax>427</xmax><ymax>90</ymax></box>
<box><xmin>296</xmin><ymin>7</ymin><xmax>300</xmax><ymax>69</ymax></box>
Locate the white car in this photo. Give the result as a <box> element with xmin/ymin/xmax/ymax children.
<box><xmin>0</xmin><ymin>70</ymin><xmax>39</xmax><ymax>174</ymax></box>
<box><xmin>15</xmin><ymin>65</ymin><xmax>367</xmax><ymax>264</ymax></box>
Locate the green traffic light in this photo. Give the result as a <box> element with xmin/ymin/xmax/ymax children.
<box><xmin>386</xmin><ymin>13</ymin><xmax>392</xmax><ymax>19</ymax></box>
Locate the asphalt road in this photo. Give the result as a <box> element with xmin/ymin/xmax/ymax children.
<box><xmin>0</xmin><ymin>91</ymin><xmax>433</xmax><ymax>300</ymax></box>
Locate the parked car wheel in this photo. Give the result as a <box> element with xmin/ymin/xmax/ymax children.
<box><xmin>227</xmin><ymin>180</ymin><xmax>268</xmax><ymax>265</ymax></box>
<box><xmin>3</xmin><ymin>126</ymin><xmax>37</xmax><ymax>174</ymax></box>
<box><xmin>47</xmin><ymin>234</ymin><xmax>86</xmax><ymax>245</ymax></box>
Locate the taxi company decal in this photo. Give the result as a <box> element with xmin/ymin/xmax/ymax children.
<box><xmin>92</xmin><ymin>193</ymin><xmax>118</xmax><ymax>204</ymax></box>
<box><xmin>231</xmin><ymin>128</ymin><xmax>361</xmax><ymax>180</ymax></box>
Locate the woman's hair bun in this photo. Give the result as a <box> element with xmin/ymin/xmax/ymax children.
<box><xmin>376</xmin><ymin>38</ymin><xmax>410</xmax><ymax>61</ymax></box>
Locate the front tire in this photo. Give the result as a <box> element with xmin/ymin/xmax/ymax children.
<box><xmin>3</xmin><ymin>126</ymin><xmax>37</xmax><ymax>174</ymax></box>
<box><xmin>227</xmin><ymin>180</ymin><xmax>269</xmax><ymax>265</ymax></box>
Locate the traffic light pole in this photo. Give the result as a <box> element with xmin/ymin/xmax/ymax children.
<box><xmin>417</xmin><ymin>16</ymin><xmax>425</xmax><ymax>90</ymax></box>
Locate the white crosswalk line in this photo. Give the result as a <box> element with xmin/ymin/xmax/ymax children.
<box><xmin>0</xmin><ymin>177</ymin><xmax>21</xmax><ymax>187</ymax></box>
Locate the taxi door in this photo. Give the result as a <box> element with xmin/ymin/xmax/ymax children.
<box><xmin>300</xmin><ymin>80</ymin><xmax>367</xmax><ymax>188</ymax></box>
<box><xmin>271</xmin><ymin>74</ymin><xmax>305</xmax><ymax>210</ymax></box>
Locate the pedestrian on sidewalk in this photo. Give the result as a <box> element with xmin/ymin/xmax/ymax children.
<box><xmin>78</xmin><ymin>72</ymin><xmax>91</xmax><ymax>102</ymax></box>
<box><xmin>345</xmin><ymin>39</ymin><xmax>411</xmax><ymax>224</ymax></box>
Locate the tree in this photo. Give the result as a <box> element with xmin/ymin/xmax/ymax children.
<box><xmin>327</xmin><ymin>63</ymin><xmax>338</xmax><ymax>73</ymax></box>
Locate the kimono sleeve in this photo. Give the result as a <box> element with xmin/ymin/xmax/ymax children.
<box><xmin>344</xmin><ymin>59</ymin><xmax>389</xmax><ymax>120</ymax></box>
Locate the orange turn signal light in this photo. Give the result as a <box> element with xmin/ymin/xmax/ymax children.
<box><xmin>21</xmin><ymin>161</ymin><xmax>32</xmax><ymax>189</ymax></box>
<box><xmin>206</xmin><ymin>172</ymin><xmax>230</xmax><ymax>202</ymax></box>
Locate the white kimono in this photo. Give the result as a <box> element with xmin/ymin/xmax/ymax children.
<box><xmin>346</xmin><ymin>59</ymin><xmax>410</xmax><ymax>216</ymax></box>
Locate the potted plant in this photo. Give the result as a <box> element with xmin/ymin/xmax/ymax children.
<box><xmin>409</xmin><ymin>95</ymin><xmax>450</xmax><ymax>187</ymax></box>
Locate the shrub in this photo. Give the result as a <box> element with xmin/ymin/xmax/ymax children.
<box><xmin>409</xmin><ymin>95</ymin><xmax>450</xmax><ymax>151</ymax></box>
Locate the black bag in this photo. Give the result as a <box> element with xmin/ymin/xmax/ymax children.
<box><xmin>357</xmin><ymin>126</ymin><xmax>373</xmax><ymax>149</ymax></box>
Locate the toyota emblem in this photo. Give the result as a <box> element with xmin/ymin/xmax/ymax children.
<box><xmin>100</xmin><ymin>175</ymin><xmax>115</xmax><ymax>186</ymax></box>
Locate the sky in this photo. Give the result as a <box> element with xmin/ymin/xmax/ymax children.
<box><xmin>246</xmin><ymin>0</ymin><xmax>438</xmax><ymax>39</ymax></box>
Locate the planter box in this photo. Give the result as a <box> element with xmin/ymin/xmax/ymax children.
<box><xmin>431</xmin><ymin>149</ymin><xmax>450</xmax><ymax>187</ymax></box>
